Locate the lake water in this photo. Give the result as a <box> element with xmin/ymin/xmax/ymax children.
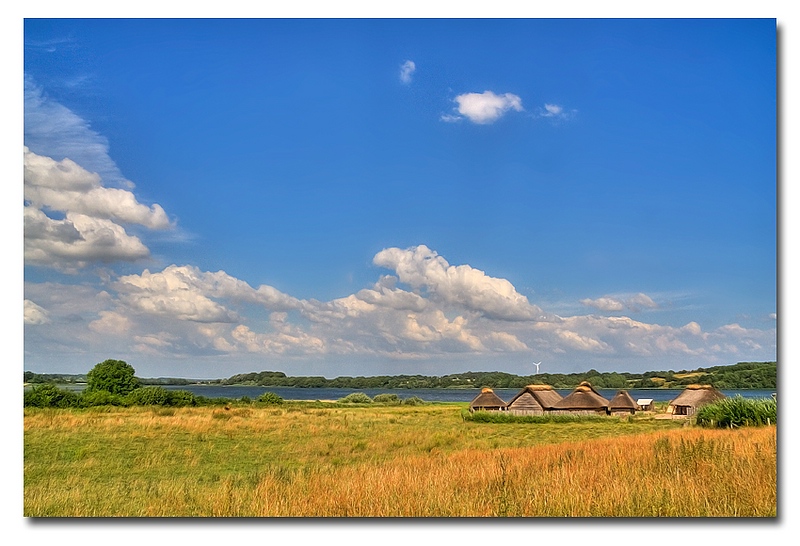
<box><xmin>156</xmin><ymin>385</ymin><xmax>774</xmax><ymax>403</ymax></box>
<box><xmin>28</xmin><ymin>383</ymin><xmax>776</xmax><ymax>402</ymax></box>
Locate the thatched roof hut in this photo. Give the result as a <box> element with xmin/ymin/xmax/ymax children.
<box><xmin>551</xmin><ymin>383</ymin><xmax>610</xmax><ymax>415</ymax></box>
<box><xmin>469</xmin><ymin>388</ymin><xmax>507</xmax><ymax>412</ymax></box>
<box><xmin>577</xmin><ymin>381</ymin><xmax>604</xmax><ymax>396</ymax></box>
<box><xmin>507</xmin><ymin>384</ymin><xmax>563</xmax><ymax>415</ymax></box>
<box><xmin>667</xmin><ymin>384</ymin><xmax>725</xmax><ymax>416</ymax></box>
<box><xmin>608</xmin><ymin>390</ymin><xmax>637</xmax><ymax>415</ymax></box>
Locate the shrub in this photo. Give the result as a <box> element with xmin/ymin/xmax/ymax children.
<box><xmin>373</xmin><ymin>393</ymin><xmax>401</xmax><ymax>405</ymax></box>
<box><xmin>695</xmin><ymin>396</ymin><xmax>777</xmax><ymax>428</ymax></box>
<box><xmin>167</xmin><ymin>390</ymin><xmax>197</xmax><ymax>407</ymax></box>
<box><xmin>125</xmin><ymin>386</ymin><xmax>171</xmax><ymax>406</ymax></box>
<box><xmin>195</xmin><ymin>396</ymin><xmax>237</xmax><ymax>407</ymax></box>
<box><xmin>24</xmin><ymin>384</ymin><xmax>79</xmax><ymax>408</ymax></box>
<box><xmin>338</xmin><ymin>392</ymin><xmax>373</xmax><ymax>404</ymax></box>
<box><xmin>401</xmin><ymin>396</ymin><xmax>425</xmax><ymax>406</ymax></box>
<box><xmin>78</xmin><ymin>389</ymin><xmax>126</xmax><ymax>407</ymax></box>
<box><xmin>257</xmin><ymin>392</ymin><xmax>285</xmax><ymax>405</ymax></box>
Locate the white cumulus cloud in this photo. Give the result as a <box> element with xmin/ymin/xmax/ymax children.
<box><xmin>24</xmin><ymin>147</ymin><xmax>171</xmax><ymax>230</ymax></box>
<box><xmin>115</xmin><ymin>265</ymin><xmax>301</xmax><ymax>323</ymax></box>
<box><xmin>373</xmin><ymin>245</ymin><xmax>542</xmax><ymax>321</ymax></box>
<box><xmin>24</xmin><ymin>207</ymin><xmax>150</xmax><ymax>270</ymax></box>
<box><xmin>446</xmin><ymin>91</ymin><xmax>524</xmax><ymax>124</ymax></box>
<box><xmin>24</xmin><ymin>147</ymin><xmax>173</xmax><ymax>270</ymax></box>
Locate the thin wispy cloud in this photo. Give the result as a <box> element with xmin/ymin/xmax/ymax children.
<box><xmin>537</xmin><ymin>102</ymin><xmax>577</xmax><ymax>121</ymax></box>
<box><xmin>24</xmin><ymin>76</ymin><xmax>132</xmax><ymax>190</ymax></box>
<box><xmin>24</xmin><ymin>35</ymin><xmax>78</xmax><ymax>54</ymax></box>
<box><xmin>443</xmin><ymin>91</ymin><xmax>524</xmax><ymax>124</ymax></box>
<box><xmin>399</xmin><ymin>60</ymin><xmax>416</xmax><ymax>84</ymax></box>
<box><xmin>580</xmin><ymin>293</ymin><xmax>659</xmax><ymax>313</ymax></box>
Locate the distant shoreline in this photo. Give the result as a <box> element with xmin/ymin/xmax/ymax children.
<box><xmin>23</xmin><ymin>382</ymin><xmax>775</xmax><ymax>391</ymax></box>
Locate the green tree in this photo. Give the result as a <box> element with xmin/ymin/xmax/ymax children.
<box><xmin>86</xmin><ymin>359</ymin><xmax>140</xmax><ymax>395</ymax></box>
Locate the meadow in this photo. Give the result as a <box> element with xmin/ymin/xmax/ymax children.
<box><xmin>23</xmin><ymin>403</ymin><xmax>777</xmax><ymax>517</ymax></box>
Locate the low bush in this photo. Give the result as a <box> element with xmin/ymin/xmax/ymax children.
<box><xmin>373</xmin><ymin>393</ymin><xmax>401</xmax><ymax>405</ymax></box>
<box><xmin>257</xmin><ymin>392</ymin><xmax>285</xmax><ymax>405</ymax></box>
<box><xmin>194</xmin><ymin>396</ymin><xmax>236</xmax><ymax>406</ymax></box>
<box><xmin>24</xmin><ymin>384</ymin><xmax>79</xmax><ymax>408</ymax></box>
<box><xmin>165</xmin><ymin>389</ymin><xmax>197</xmax><ymax>407</ymax></box>
<box><xmin>126</xmin><ymin>386</ymin><xmax>171</xmax><ymax>406</ymax></box>
<box><xmin>695</xmin><ymin>396</ymin><xmax>777</xmax><ymax>428</ymax></box>
<box><xmin>78</xmin><ymin>389</ymin><xmax>126</xmax><ymax>407</ymax></box>
<box><xmin>338</xmin><ymin>392</ymin><xmax>373</xmax><ymax>404</ymax></box>
<box><xmin>401</xmin><ymin>396</ymin><xmax>426</xmax><ymax>406</ymax></box>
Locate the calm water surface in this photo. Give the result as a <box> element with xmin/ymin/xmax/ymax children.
<box><xmin>158</xmin><ymin>385</ymin><xmax>775</xmax><ymax>403</ymax></box>
<box><xmin>29</xmin><ymin>384</ymin><xmax>776</xmax><ymax>402</ymax></box>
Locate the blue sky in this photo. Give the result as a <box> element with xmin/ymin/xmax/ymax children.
<box><xmin>21</xmin><ymin>17</ymin><xmax>778</xmax><ymax>379</ymax></box>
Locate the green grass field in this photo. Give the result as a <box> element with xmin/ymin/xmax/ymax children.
<box><xmin>24</xmin><ymin>403</ymin><xmax>776</xmax><ymax>517</ymax></box>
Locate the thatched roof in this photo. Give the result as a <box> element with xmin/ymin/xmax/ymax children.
<box><xmin>577</xmin><ymin>381</ymin><xmax>603</xmax><ymax>396</ymax></box>
<box><xmin>608</xmin><ymin>390</ymin><xmax>637</xmax><ymax>410</ymax></box>
<box><xmin>552</xmin><ymin>385</ymin><xmax>610</xmax><ymax>410</ymax></box>
<box><xmin>469</xmin><ymin>388</ymin><xmax>507</xmax><ymax>410</ymax></box>
<box><xmin>669</xmin><ymin>384</ymin><xmax>726</xmax><ymax>408</ymax></box>
<box><xmin>507</xmin><ymin>384</ymin><xmax>563</xmax><ymax>409</ymax></box>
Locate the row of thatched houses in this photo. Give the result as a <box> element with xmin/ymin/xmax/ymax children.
<box><xmin>469</xmin><ymin>382</ymin><xmax>726</xmax><ymax>417</ymax></box>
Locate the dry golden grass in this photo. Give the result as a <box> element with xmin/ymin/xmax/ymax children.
<box><xmin>24</xmin><ymin>405</ymin><xmax>776</xmax><ymax>517</ymax></box>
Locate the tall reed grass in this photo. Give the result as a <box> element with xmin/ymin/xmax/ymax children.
<box><xmin>695</xmin><ymin>395</ymin><xmax>777</xmax><ymax>428</ymax></box>
<box><xmin>24</xmin><ymin>405</ymin><xmax>775</xmax><ymax>517</ymax></box>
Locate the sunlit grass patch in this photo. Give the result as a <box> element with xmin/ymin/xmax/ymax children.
<box><xmin>24</xmin><ymin>404</ymin><xmax>774</xmax><ymax>517</ymax></box>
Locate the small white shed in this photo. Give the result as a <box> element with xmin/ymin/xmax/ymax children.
<box><xmin>637</xmin><ymin>398</ymin><xmax>654</xmax><ymax>411</ymax></box>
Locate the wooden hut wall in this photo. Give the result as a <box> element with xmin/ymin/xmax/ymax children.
<box><xmin>549</xmin><ymin>408</ymin><xmax>608</xmax><ymax>417</ymax></box>
<box><xmin>610</xmin><ymin>408</ymin><xmax>635</xmax><ymax>416</ymax></box>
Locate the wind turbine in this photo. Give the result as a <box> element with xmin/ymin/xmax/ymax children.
<box><xmin>533</xmin><ymin>361</ymin><xmax>542</xmax><ymax>375</ymax></box>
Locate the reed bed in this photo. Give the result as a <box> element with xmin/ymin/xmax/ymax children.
<box><xmin>24</xmin><ymin>405</ymin><xmax>775</xmax><ymax>517</ymax></box>
<box><xmin>695</xmin><ymin>395</ymin><xmax>777</xmax><ymax>428</ymax></box>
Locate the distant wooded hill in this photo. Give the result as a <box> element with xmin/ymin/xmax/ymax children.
<box><xmin>213</xmin><ymin>361</ymin><xmax>776</xmax><ymax>390</ymax></box>
<box><xmin>24</xmin><ymin>361</ymin><xmax>776</xmax><ymax>390</ymax></box>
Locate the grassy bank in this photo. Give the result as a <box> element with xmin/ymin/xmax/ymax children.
<box><xmin>24</xmin><ymin>403</ymin><xmax>776</xmax><ymax>517</ymax></box>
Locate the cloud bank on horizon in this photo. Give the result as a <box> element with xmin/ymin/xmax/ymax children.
<box><xmin>23</xmin><ymin>121</ymin><xmax>775</xmax><ymax>375</ymax></box>
<box><xmin>22</xmin><ymin>19</ymin><xmax>776</xmax><ymax>378</ymax></box>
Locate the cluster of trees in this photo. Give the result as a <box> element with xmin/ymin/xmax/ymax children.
<box><xmin>24</xmin><ymin>371</ymin><xmax>86</xmax><ymax>384</ymax></box>
<box><xmin>213</xmin><ymin>370</ymin><xmax>633</xmax><ymax>390</ymax></box>
<box><xmin>695</xmin><ymin>361</ymin><xmax>777</xmax><ymax>389</ymax></box>
<box><xmin>624</xmin><ymin>361</ymin><xmax>777</xmax><ymax>389</ymax></box>
<box><xmin>212</xmin><ymin>362</ymin><xmax>776</xmax><ymax>390</ymax></box>
<box><xmin>24</xmin><ymin>359</ymin><xmax>285</xmax><ymax>409</ymax></box>
<box><xmin>24</xmin><ymin>360</ymin><xmax>777</xmax><ymax>408</ymax></box>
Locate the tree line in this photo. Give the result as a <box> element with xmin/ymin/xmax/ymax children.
<box><xmin>210</xmin><ymin>361</ymin><xmax>776</xmax><ymax>390</ymax></box>
<box><xmin>25</xmin><ymin>360</ymin><xmax>776</xmax><ymax>392</ymax></box>
<box><xmin>24</xmin><ymin>359</ymin><xmax>284</xmax><ymax>409</ymax></box>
